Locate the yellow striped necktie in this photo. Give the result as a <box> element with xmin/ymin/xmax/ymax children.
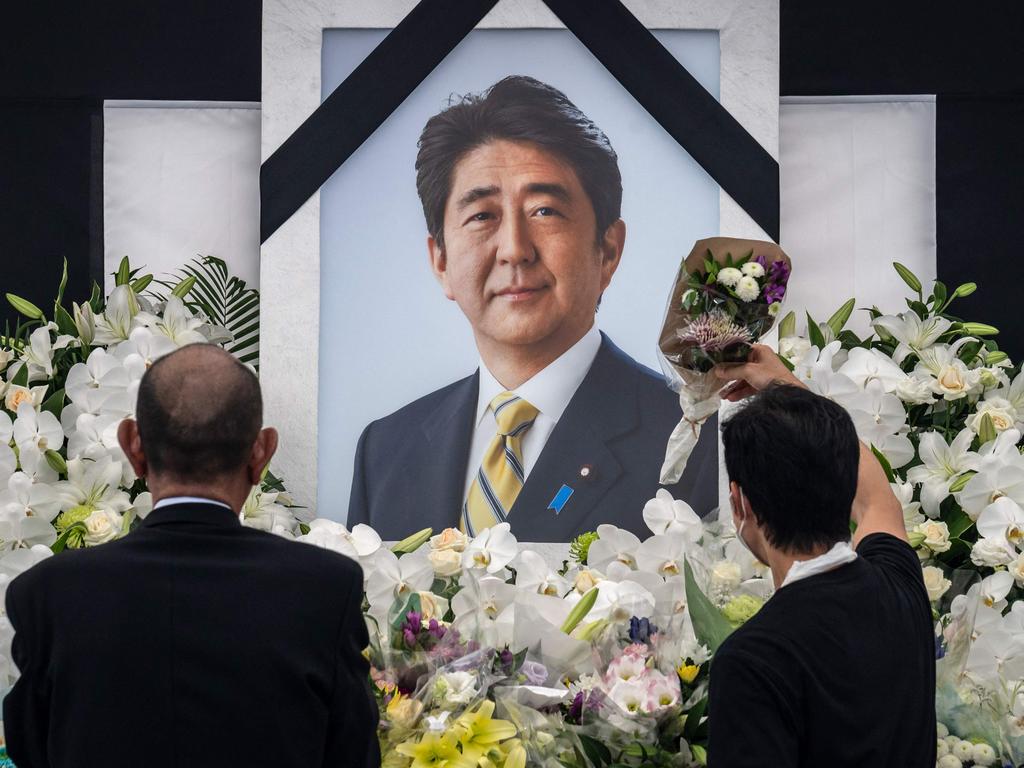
<box><xmin>461</xmin><ymin>392</ymin><xmax>540</xmax><ymax>536</ymax></box>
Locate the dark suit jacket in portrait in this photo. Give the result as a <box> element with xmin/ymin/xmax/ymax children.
<box><xmin>3</xmin><ymin>501</ymin><xmax>378</xmax><ymax>768</ymax></box>
<box><xmin>348</xmin><ymin>334</ymin><xmax>718</xmax><ymax>541</ymax></box>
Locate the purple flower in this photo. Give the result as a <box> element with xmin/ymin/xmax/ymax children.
<box><xmin>403</xmin><ymin>628</ymin><xmax>417</xmax><ymax>648</ymax></box>
<box><xmin>403</xmin><ymin>611</ymin><xmax>422</xmax><ymax>635</ymax></box>
<box><xmin>628</xmin><ymin>616</ymin><xmax>658</xmax><ymax>644</ymax></box>
<box><xmin>568</xmin><ymin>691</ymin><xmax>584</xmax><ymax>721</ymax></box>
<box><xmin>521</xmin><ymin>661</ymin><xmax>548</xmax><ymax>686</ymax></box>
<box><xmin>427</xmin><ymin>618</ymin><xmax>446</xmax><ymax>639</ymax></box>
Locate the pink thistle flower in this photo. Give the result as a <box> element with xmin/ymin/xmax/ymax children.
<box><xmin>677</xmin><ymin>309</ymin><xmax>754</xmax><ymax>352</ymax></box>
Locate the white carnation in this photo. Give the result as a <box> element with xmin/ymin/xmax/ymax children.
<box><xmin>894</xmin><ymin>376</ymin><xmax>936</xmax><ymax>405</ymax></box>
<box><xmin>735</xmin><ymin>276</ymin><xmax>760</xmax><ymax>303</ymax></box>
<box><xmin>716</xmin><ymin>267</ymin><xmax>742</xmax><ymax>288</ymax></box>
<box><xmin>970</xmin><ymin>537</ymin><xmax>1015</xmax><ymax>568</ymax></box>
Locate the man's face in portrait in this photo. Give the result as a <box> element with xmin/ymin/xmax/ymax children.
<box><xmin>428</xmin><ymin>139</ymin><xmax>625</xmax><ymax>358</ymax></box>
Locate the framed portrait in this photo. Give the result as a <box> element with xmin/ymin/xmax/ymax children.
<box><xmin>260</xmin><ymin>0</ymin><xmax>780</xmax><ymax>535</ymax></box>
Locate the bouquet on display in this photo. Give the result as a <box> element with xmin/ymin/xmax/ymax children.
<box><xmin>658</xmin><ymin>237</ymin><xmax>791</xmax><ymax>483</ymax></box>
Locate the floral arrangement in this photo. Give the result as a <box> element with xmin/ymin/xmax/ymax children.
<box><xmin>776</xmin><ymin>263</ymin><xmax>1024</xmax><ymax>766</ymax></box>
<box><xmin>657</xmin><ymin>237</ymin><xmax>791</xmax><ymax>484</ymax></box>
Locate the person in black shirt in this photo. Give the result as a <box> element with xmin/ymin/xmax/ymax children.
<box><xmin>707</xmin><ymin>345</ymin><xmax>936</xmax><ymax>767</ymax></box>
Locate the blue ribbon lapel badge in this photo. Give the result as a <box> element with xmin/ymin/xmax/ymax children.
<box><xmin>547</xmin><ymin>484</ymin><xmax>574</xmax><ymax>515</ymax></box>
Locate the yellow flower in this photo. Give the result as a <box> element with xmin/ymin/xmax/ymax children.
<box><xmin>678</xmin><ymin>663</ymin><xmax>700</xmax><ymax>685</ymax></box>
<box><xmin>387</xmin><ymin>693</ymin><xmax>425</xmax><ymax>729</ymax></box>
<box><xmin>395</xmin><ymin>731</ymin><xmax>461</xmax><ymax>768</ymax></box>
<box><xmin>454</xmin><ymin>700</ymin><xmax>517</xmax><ymax>763</ymax></box>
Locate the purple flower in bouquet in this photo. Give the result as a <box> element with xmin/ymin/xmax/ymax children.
<box><xmin>677</xmin><ymin>309</ymin><xmax>753</xmax><ymax>353</ymax></box>
<box><xmin>762</xmin><ymin>257</ymin><xmax>791</xmax><ymax>305</ymax></box>
<box><xmin>521</xmin><ymin>661</ymin><xmax>548</xmax><ymax>686</ymax></box>
<box><xmin>427</xmin><ymin>618</ymin><xmax>446</xmax><ymax>640</ymax></box>
<box><xmin>628</xmin><ymin>616</ymin><xmax>658</xmax><ymax>645</ymax></box>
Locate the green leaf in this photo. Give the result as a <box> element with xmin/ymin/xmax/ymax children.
<box><xmin>893</xmin><ymin>262</ymin><xmax>923</xmax><ymax>294</ymax></box>
<box><xmin>930</xmin><ymin>281</ymin><xmax>947</xmax><ymax>311</ymax></box>
<box><xmin>777</xmin><ymin>310</ymin><xmax>796</xmax><ymax>338</ymax></box>
<box><xmin>946</xmin><ymin>508</ymin><xmax>974</xmax><ymax>540</ymax></box>
<box><xmin>11</xmin><ymin>362</ymin><xmax>28</xmax><ymax>388</ymax></box>
<box><xmin>579</xmin><ymin>735</ymin><xmax>611</xmax><ymax>768</ymax></box>
<box><xmin>115</xmin><ymin>256</ymin><xmax>131</xmax><ymax>286</ymax></box>
<box><xmin>776</xmin><ymin>352</ymin><xmax>795</xmax><ymax>372</ymax></box>
<box><xmin>41</xmin><ymin>388</ymin><xmax>64</xmax><ymax>418</ymax></box>
<box><xmin>827</xmin><ymin>298</ymin><xmax>856</xmax><ymax>336</ymax></box>
<box><xmin>6</xmin><ymin>294</ymin><xmax>44</xmax><ymax>321</ymax></box>
<box><xmin>806</xmin><ymin>312</ymin><xmax>826</xmax><ymax>349</ymax></box>
<box><xmin>870</xmin><ymin>445</ymin><xmax>895</xmax><ymax>483</ymax></box>
<box><xmin>89</xmin><ymin>281</ymin><xmax>103</xmax><ymax>313</ymax></box>
<box><xmin>56</xmin><ymin>257</ymin><xmax>69</xmax><ymax>305</ymax></box>
<box><xmin>131</xmin><ymin>274</ymin><xmax>154</xmax><ymax>293</ymax></box>
<box><xmin>53</xmin><ymin>303</ymin><xmax>77</xmax><ymax>337</ymax></box>
<box><xmin>684</xmin><ymin>559</ymin><xmax>734</xmax><ymax>653</ymax></box>
<box><xmin>691</xmin><ymin>745</ymin><xmax>708</xmax><ymax>766</ymax></box>
<box><xmin>682</xmin><ymin>696</ymin><xmax>707</xmax><ymax>743</ymax></box>
<box><xmin>389</xmin><ymin>592</ymin><xmax>422</xmax><ymax>632</ymax></box>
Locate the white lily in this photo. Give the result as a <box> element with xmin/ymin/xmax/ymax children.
<box><xmin>892</xmin><ymin>482</ymin><xmax>925</xmax><ymax>527</ymax></box>
<box><xmin>462</xmin><ymin>522</ymin><xmax>517</xmax><ymax>574</ymax></box>
<box><xmin>135</xmin><ymin>296</ymin><xmax>209</xmax><ymax>347</ymax></box>
<box><xmin>959</xmin><ymin>464</ymin><xmax>1024</xmax><ymax>521</ymax></box>
<box><xmin>587</xmin><ymin>524</ymin><xmax>640</xmax><ymax>570</ymax></box>
<box><xmin>0</xmin><ymin>472</ymin><xmax>60</xmax><ymax>522</ymax></box>
<box><xmin>641</xmin><ymin>489</ymin><xmax>702</xmax><ymax>541</ymax></box>
<box><xmin>20</xmin><ymin>327</ymin><xmax>56</xmax><ymax>381</ymax></box>
<box><xmin>515</xmin><ymin>549</ymin><xmax>569</xmax><ymax>597</ymax></box>
<box><xmin>838</xmin><ymin>347</ymin><xmax>909</xmax><ymax>393</ymax></box>
<box><xmin>92</xmin><ymin>285</ymin><xmax>141</xmax><ymax>345</ymax></box>
<box><xmin>905</xmin><ymin>428</ymin><xmax>979</xmax><ymax>517</ymax></box>
<box><xmin>872</xmin><ymin>312</ymin><xmax>951</xmax><ymax>364</ymax></box>
<box><xmin>792</xmin><ymin>341</ymin><xmax>844</xmax><ymax>387</ymax></box>
<box><xmin>240</xmin><ymin>487</ymin><xmax>299</xmax><ymax>536</ymax></box>
<box><xmin>977</xmin><ymin>497</ymin><xmax>1024</xmax><ymax>549</ymax></box>
<box><xmin>54</xmin><ymin>456</ymin><xmax>132</xmax><ymax>516</ymax></box>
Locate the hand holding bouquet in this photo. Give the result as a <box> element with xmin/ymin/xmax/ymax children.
<box><xmin>658</xmin><ymin>237</ymin><xmax>791</xmax><ymax>483</ymax></box>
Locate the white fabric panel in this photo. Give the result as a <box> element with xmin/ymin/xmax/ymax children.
<box><xmin>780</xmin><ymin>96</ymin><xmax>936</xmax><ymax>336</ymax></box>
<box><xmin>103</xmin><ymin>101</ymin><xmax>260</xmax><ymax>291</ymax></box>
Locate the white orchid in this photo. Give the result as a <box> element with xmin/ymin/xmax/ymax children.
<box><xmin>514</xmin><ymin>550</ymin><xmax>569</xmax><ymax>597</ymax></box>
<box><xmin>589</xmin><ymin>580</ymin><xmax>656</xmax><ymax>623</ymax></box>
<box><xmin>13</xmin><ymin>402</ymin><xmax>65</xmax><ymax>467</ymax></box>
<box><xmin>642</xmin><ymin>489</ymin><xmax>703</xmax><ymax>540</ymax></box>
<box><xmin>462</xmin><ymin>522</ymin><xmax>517</xmax><ymax>574</ymax></box>
<box><xmin>979</xmin><ymin>571</ymin><xmax>1014</xmax><ymax>612</ymax></box>
<box><xmin>587</xmin><ymin>524</ymin><xmax>640</xmax><ymax>570</ymax></box>
<box><xmin>636</xmin><ymin>534</ymin><xmax>689</xmax><ymax>579</ymax></box>
<box><xmin>0</xmin><ymin>514</ymin><xmax>57</xmax><ymax>551</ymax></box>
<box><xmin>872</xmin><ymin>312</ymin><xmax>951</xmax><ymax>364</ymax></box>
<box><xmin>65</xmin><ymin>348</ymin><xmax>130</xmax><ymax>413</ymax></box>
<box><xmin>0</xmin><ymin>472</ymin><xmax>60</xmax><ymax>523</ymax></box>
<box><xmin>838</xmin><ymin>347</ymin><xmax>909</xmax><ymax>393</ymax></box>
<box><xmin>792</xmin><ymin>341</ymin><xmax>844</xmax><ymax>386</ymax></box>
<box><xmin>843</xmin><ymin>380</ymin><xmax>909</xmax><ymax>447</ymax></box>
<box><xmin>363</xmin><ymin>547</ymin><xmax>434</xmax><ymax>617</ymax></box>
<box><xmin>54</xmin><ymin>456</ymin><xmax>132</xmax><ymax>517</ymax></box>
<box><xmin>965</xmin><ymin>627</ymin><xmax>1024</xmax><ymax>685</ymax></box>
<box><xmin>976</xmin><ymin>497</ymin><xmax>1024</xmax><ymax>549</ymax></box>
<box><xmin>905</xmin><ymin>429</ymin><xmax>979</xmax><ymax>517</ymax></box>
<box><xmin>92</xmin><ymin>284</ymin><xmax>141</xmax><ymax>345</ymax></box>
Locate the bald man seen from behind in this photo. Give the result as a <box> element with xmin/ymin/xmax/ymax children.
<box><xmin>3</xmin><ymin>344</ymin><xmax>379</xmax><ymax>768</ymax></box>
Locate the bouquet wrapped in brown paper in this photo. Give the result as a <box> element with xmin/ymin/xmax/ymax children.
<box><xmin>658</xmin><ymin>237</ymin><xmax>792</xmax><ymax>483</ymax></box>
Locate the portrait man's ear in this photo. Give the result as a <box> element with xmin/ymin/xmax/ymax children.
<box><xmin>598</xmin><ymin>218</ymin><xmax>626</xmax><ymax>292</ymax></box>
<box><xmin>427</xmin><ymin>234</ymin><xmax>455</xmax><ymax>300</ymax></box>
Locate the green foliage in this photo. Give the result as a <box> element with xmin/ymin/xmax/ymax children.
<box><xmin>683</xmin><ymin>559</ymin><xmax>734</xmax><ymax>653</ymax></box>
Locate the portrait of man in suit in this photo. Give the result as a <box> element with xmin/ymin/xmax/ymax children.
<box><xmin>347</xmin><ymin>75</ymin><xmax>718</xmax><ymax>541</ymax></box>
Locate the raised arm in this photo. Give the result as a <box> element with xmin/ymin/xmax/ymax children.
<box><xmin>715</xmin><ymin>344</ymin><xmax>907</xmax><ymax>546</ymax></box>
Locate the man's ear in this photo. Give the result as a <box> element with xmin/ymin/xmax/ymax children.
<box><xmin>427</xmin><ymin>234</ymin><xmax>455</xmax><ymax>300</ymax></box>
<box><xmin>117</xmin><ymin>419</ymin><xmax>148</xmax><ymax>480</ymax></box>
<box><xmin>598</xmin><ymin>219</ymin><xmax>625</xmax><ymax>291</ymax></box>
<box><xmin>729</xmin><ymin>481</ymin><xmax>745</xmax><ymax>525</ymax></box>
<box><xmin>247</xmin><ymin>427</ymin><xmax>279</xmax><ymax>487</ymax></box>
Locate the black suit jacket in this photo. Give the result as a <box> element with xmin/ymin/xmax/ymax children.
<box><xmin>3</xmin><ymin>501</ymin><xmax>379</xmax><ymax>768</ymax></box>
<box><xmin>348</xmin><ymin>334</ymin><xmax>718</xmax><ymax>541</ymax></box>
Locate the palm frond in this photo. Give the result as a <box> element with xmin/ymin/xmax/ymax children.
<box><xmin>150</xmin><ymin>256</ymin><xmax>260</xmax><ymax>368</ymax></box>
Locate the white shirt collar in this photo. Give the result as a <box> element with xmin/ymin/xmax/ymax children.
<box><xmin>780</xmin><ymin>541</ymin><xmax>858</xmax><ymax>588</ymax></box>
<box><xmin>153</xmin><ymin>496</ymin><xmax>233</xmax><ymax>512</ymax></box>
<box><xmin>475</xmin><ymin>324</ymin><xmax>602</xmax><ymax>426</ymax></box>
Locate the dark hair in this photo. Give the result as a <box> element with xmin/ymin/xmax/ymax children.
<box><xmin>415</xmin><ymin>75</ymin><xmax>622</xmax><ymax>248</ymax></box>
<box><xmin>721</xmin><ymin>385</ymin><xmax>859</xmax><ymax>552</ymax></box>
<box><xmin>135</xmin><ymin>344</ymin><xmax>262</xmax><ymax>480</ymax></box>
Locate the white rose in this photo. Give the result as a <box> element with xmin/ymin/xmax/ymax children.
<box><xmin>438</xmin><ymin>671</ymin><xmax>478</xmax><ymax>705</ymax></box>
<box><xmin>1010</xmin><ymin>553</ymin><xmax>1024</xmax><ymax>588</ymax></box>
<box><xmin>428</xmin><ymin>548</ymin><xmax>463</xmax><ymax>577</ymax></box>
<box><xmin>778</xmin><ymin>336</ymin><xmax>811</xmax><ymax>364</ymax></box>
<box><xmin>735</xmin><ymin>276</ymin><xmax>760</xmax><ymax>303</ymax></box>
<box><xmin>895</xmin><ymin>376</ymin><xmax>936</xmax><ymax>405</ymax></box>
<box><xmin>913</xmin><ymin>521</ymin><xmax>951</xmax><ymax>554</ymax></box>
<box><xmin>430</xmin><ymin>527</ymin><xmax>468</xmax><ymax>553</ymax></box>
<box><xmin>710</xmin><ymin>560</ymin><xmax>742</xmax><ymax>592</ymax></box>
<box><xmin>716</xmin><ymin>267</ymin><xmax>742</xmax><ymax>288</ymax></box>
<box><xmin>921</xmin><ymin>566</ymin><xmax>952</xmax><ymax>602</ymax></box>
<box><xmin>573</xmin><ymin>568</ymin><xmax>603</xmax><ymax>594</ymax></box>
<box><xmin>932</xmin><ymin>363</ymin><xmax>978</xmax><ymax>401</ymax></box>
<box><xmin>83</xmin><ymin>509</ymin><xmax>123</xmax><ymax>546</ymax></box>
<box><xmin>968</xmin><ymin>398</ymin><xmax>1017</xmax><ymax>434</ymax></box>
<box><xmin>740</xmin><ymin>261</ymin><xmax>765</xmax><ymax>279</ymax></box>
<box><xmin>970</xmin><ymin>537</ymin><xmax>1015</xmax><ymax>568</ymax></box>
<box><xmin>415</xmin><ymin>591</ymin><xmax>447</xmax><ymax>622</ymax></box>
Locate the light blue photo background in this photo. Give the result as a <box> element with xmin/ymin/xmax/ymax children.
<box><xmin>319</xmin><ymin>29</ymin><xmax>720</xmax><ymax>521</ymax></box>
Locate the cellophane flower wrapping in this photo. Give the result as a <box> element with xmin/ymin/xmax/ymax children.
<box><xmin>657</xmin><ymin>237</ymin><xmax>791</xmax><ymax>483</ymax></box>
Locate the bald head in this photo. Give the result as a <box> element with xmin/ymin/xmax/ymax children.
<box><xmin>135</xmin><ymin>344</ymin><xmax>262</xmax><ymax>481</ymax></box>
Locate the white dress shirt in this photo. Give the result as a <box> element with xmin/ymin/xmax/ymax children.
<box><xmin>462</xmin><ymin>324</ymin><xmax>602</xmax><ymax>503</ymax></box>
<box><xmin>153</xmin><ymin>496</ymin><xmax>233</xmax><ymax>511</ymax></box>
<box><xmin>780</xmin><ymin>540</ymin><xmax>858</xmax><ymax>588</ymax></box>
